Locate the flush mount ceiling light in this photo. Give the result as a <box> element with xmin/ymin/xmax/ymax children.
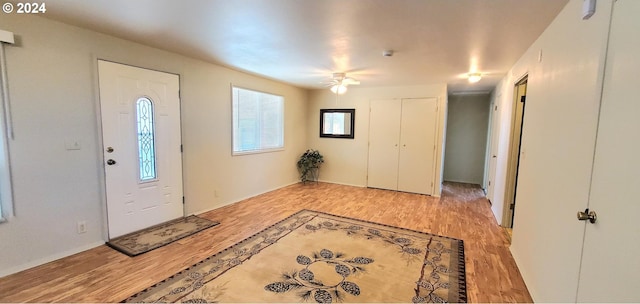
<box><xmin>468</xmin><ymin>73</ymin><xmax>482</xmax><ymax>83</ymax></box>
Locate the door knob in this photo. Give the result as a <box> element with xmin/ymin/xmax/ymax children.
<box><xmin>577</xmin><ymin>208</ymin><xmax>597</xmax><ymax>223</ymax></box>
<box><xmin>106</xmin><ymin>159</ymin><xmax>116</xmax><ymax>165</ymax></box>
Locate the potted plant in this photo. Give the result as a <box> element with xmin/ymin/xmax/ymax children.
<box><xmin>296</xmin><ymin>149</ymin><xmax>324</xmax><ymax>183</ymax></box>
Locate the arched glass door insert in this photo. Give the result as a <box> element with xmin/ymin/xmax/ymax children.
<box><xmin>136</xmin><ymin>97</ymin><xmax>157</xmax><ymax>182</ymax></box>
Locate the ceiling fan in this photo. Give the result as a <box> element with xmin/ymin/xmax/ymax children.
<box><xmin>324</xmin><ymin>72</ymin><xmax>360</xmax><ymax>95</ymax></box>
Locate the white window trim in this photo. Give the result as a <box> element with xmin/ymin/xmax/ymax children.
<box><xmin>0</xmin><ymin>29</ymin><xmax>15</xmax><ymax>222</ymax></box>
<box><xmin>231</xmin><ymin>85</ymin><xmax>285</xmax><ymax>156</ymax></box>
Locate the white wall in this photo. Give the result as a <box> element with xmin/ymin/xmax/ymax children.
<box><xmin>0</xmin><ymin>14</ymin><xmax>308</xmax><ymax>277</ymax></box>
<box><xmin>489</xmin><ymin>0</ymin><xmax>612</xmax><ymax>301</ymax></box>
<box><xmin>443</xmin><ymin>94</ymin><xmax>490</xmax><ymax>185</ymax></box>
<box><xmin>307</xmin><ymin>85</ymin><xmax>448</xmax><ymax>196</ymax></box>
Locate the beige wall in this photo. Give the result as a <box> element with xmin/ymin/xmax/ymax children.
<box><xmin>0</xmin><ymin>14</ymin><xmax>308</xmax><ymax>276</ymax></box>
<box><xmin>490</xmin><ymin>0</ymin><xmax>612</xmax><ymax>301</ymax></box>
<box><xmin>307</xmin><ymin>85</ymin><xmax>448</xmax><ymax>195</ymax></box>
<box><xmin>443</xmin><ymin>94</ymin><xmax>490</xmax><ymax>185</ymax></box>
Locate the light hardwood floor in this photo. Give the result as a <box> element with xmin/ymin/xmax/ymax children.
<box><xmin>0</xmin><ymin>182</ymin><xmax>531</xmax><ymax>303</ymax></box>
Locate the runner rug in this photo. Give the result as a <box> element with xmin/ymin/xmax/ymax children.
<box><xmin>107</xmin><ymin>215</ymin><xmax>219</xmax><ymax>257</ymax></box>
<box><xmin>125</xmin><ymin>210</ymin><xmax>467</xmax><ymax>303</ymax></box>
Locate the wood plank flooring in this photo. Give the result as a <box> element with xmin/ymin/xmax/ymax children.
<box><xmin>0</xmin><ymin>182</ymin><xmax>531</xmax><ymax>302</ymax></box>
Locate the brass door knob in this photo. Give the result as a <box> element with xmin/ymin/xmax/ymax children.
<box><xmin>577</xmin><ymin>209</ymin><xmax>597</xmax><ymax>224</ymax></box>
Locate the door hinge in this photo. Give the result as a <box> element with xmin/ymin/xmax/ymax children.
<box><xmin>182</xmin><ymin>196</ymin><xmax>185</xmax><ymax>204</ymax></box>
<box><xmin>510</xmin><ymin>203</ymin><xmax>515</xmax><ymax>210</ymax></box>
<box><xmin>180</xmin><ymin>144</ymin><xmax>183</xmax><ymax>152</ymax></box>
<box><xmin>520</xmin><ymin>96</ymin><xmax>526</xmax><ymax>103</ymax></box>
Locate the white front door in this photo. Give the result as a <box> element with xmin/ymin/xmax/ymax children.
<box><xmin>98</xmin><ymin>60</ymin><xmax>183</xmax><ymax>238</ymax></box>
<box><xmin>577</xmin><ymin>1</ymin><xmax>640</xmax><ymax>301</ymax></box>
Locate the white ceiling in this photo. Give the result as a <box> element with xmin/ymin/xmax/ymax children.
<box><xmin>41</xmin><ymin>0</ymin><xmax>568</xmax><ymax>93</ymax></box>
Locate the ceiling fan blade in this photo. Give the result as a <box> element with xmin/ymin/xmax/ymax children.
<box><xmin>343</xmin><ymin>77</ymin><xmax>360</xmax><ymax>85</ymax></box>
<box><xmin>320</xmin><ymin>80</ymin><xmax>339</xmax><ymax>87</ymax></box>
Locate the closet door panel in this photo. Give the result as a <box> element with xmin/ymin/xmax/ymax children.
<box><xmin>367</xmin><ymin>99</ymin><xmax>401</xmax><ymax>190</ymax></box>
<box><xmin>398</xmin><ymin>98</ymin><xmax>438</xmax><ymax>195</ymax></box>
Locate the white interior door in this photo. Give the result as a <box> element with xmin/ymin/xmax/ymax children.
<box><xmin>98</xmin><ymin>60</ymin><xmax>183</xmax><ymax>238</ymax></box>
<box><xmin>577</xmin><ymin>1</ymin><xmax>640</xmax><ymax>301</ymax></box>
<box><xmin>486</xmin><ymin>98</ymin><xmax>500</xmax><ymax>203</ymax></box>
<box><xmin>397</xmin><ymin>98</ymin><xmax>437</xmax><ymax>195</ymax></box>
<box><xmin>367</xmin><ymin>99</ymin><xmax>401</xmax><ymax>190</ymax></box>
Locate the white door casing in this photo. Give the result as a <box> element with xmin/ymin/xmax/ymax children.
<box><xmin>98</xmin><ymin>60</ymin><xmax>183</xmax><ymax>238</ymax></box>
<box><xmin>577</xmin><ymin>1</ymin><xmax>640</xmax><ymax>301</ymax></box>
<box><xmin>397</xmin><ymin>98</ymin><xmax>438</xmax><ymax>194</ymax></box>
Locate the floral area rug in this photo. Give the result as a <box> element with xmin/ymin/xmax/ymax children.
<box><xmin>124</xmin><ymin>210</ymin><xmax>467</xmax><ymax>303</ymax></box>
<box><xmin>107</xmin><ymin>215</ymin><xmax>219</xmax><ymax>256</ymax></box>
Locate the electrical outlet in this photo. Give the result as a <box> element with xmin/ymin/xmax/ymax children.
<box><xmin>77</xmin><ymin>221</ymin><xmax>87</xmax><ymax>234</ymax></box>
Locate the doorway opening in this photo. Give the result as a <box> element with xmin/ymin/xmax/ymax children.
<box><xmin>503</xmin><ymin>76</ymin><xmax>528</xmax><ymax>236</ymax></box>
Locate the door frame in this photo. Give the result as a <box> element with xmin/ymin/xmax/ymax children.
<box><xmin>92</xmin><ymin>58</ymin><xmax>185</xmax><ymax>240</ymax></box>
<box><xmin>502</xmin><ymin>75</ymin><xmax>528</xmax><ymax>228</ymax></box>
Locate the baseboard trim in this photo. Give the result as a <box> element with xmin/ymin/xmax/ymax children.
<box><xmin>191</xmin><ymin>180</ymin><xmax>300</xmax><ymax>217</ymax></box>
<box><xmin>317</xmin><ymin>179</ymin><xmax>365</xmax><ymax>188</ymax></box>
<box><xmin>0</xmin><ymin>241</ymin><xmax>105</xmax><ymax>278</ymax></box>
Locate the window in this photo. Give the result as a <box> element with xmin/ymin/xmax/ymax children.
<box><xmin>232</xmin><ymin>87</ymin><xmax>284</xmax><ymax>154</ymax></box>
<box><xmin>136</xmin><ymin>97</ymin><xmax>157</xmax><ymax>182</ymax></box>
<box><xmin>0</xmin><ymin>34</ymin><xmax>13</xmax><ymax>222</ymax></box>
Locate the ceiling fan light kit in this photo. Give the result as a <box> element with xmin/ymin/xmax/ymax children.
<box><xmin>468</xmin><ymin>73</ymin><xmax>482</xmax><ymax>83</ymax></box>
<box><xmin>330</xmin><ymin>84</ymin><xmax>348</xmax><ymax>95</ymax></box>
<box><xmin>327</xmin><ymin>72</ymin><xmax>359</xmax><ymax>95</ymax></box>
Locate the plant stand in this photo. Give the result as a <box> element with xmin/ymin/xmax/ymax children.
<box><xmin>302</xmin><ymin>167</ymin><xmax>319</xmax><ymax>184</ymax></box>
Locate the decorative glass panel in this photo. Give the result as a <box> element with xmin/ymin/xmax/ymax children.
<box><xmin>136</xmin><ymin>97</ymin><xmax>157</xmax><ymax>181</ymax></box>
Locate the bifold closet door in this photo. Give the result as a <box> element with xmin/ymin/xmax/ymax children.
<box><xmin>368</xmin><ymin>98</ymin><xmax>438</xmax><ymax>195</ymax></box>
<box><xmin>397</xmin><ymin>98</ymin><xmax>438</xmax><ymax>195</ymax></box>
<box><xmin>367</xmin><ymin>99</ymin><xmax>401</xmax><ymax>190</ymax></box>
